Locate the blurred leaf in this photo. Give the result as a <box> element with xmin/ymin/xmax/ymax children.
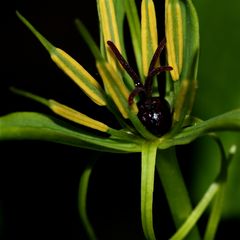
<box><xmin>191</xmin><ymin>0</ymin><xmax>240</xmax><ymax>218</ymax></box>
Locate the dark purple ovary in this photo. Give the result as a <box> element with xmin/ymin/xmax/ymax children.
<box><xmin>137</xmin><ymin>97</ymin><xmax>172</xmax><ymax>136</ymax></box>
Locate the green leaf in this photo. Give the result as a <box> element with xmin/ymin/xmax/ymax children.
<box><xmin>16</xmin><ymin>11</ymin><xmax>106</xmax><ymax>106</ymax></box>
<box><xmin>0</xmin><ymin>112</ymin><xmax>141</xmax><ymax>153</ymax></box>
<box><xmin>141</xmin><ymin>142</ymin><xmax>157</xmax><ymax>240</ymax></box>
<box><xmin>160</xmin><ymin>109</ymin><xmax>240</xmax><ymax>148</ymax></box>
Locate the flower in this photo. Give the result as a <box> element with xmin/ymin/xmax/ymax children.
<box><xmin>1</xmin><ymin>0</ymin><xmax>240</xmax><ymax>239</ymax></box>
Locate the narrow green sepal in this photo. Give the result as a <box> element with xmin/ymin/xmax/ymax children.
<box><xmin>75</xmin><ymin>19</ymin><xmax>103</xmax><ymax>61</ymax></box>
<box><xmin>10</xmin><ymin>87</ymin><xmax>49</xmax><ymax>107</ymax></box>
<box><xmin>16</xmin><ymin>11</ymin><xmax>54</xmax><ymax>52</ymax></box>
<box><xmin>16</xmin><ymin>11</ymin><xmax>107</xmax><ymax>106</ymax></box>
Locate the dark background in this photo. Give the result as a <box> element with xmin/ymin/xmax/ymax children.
<box><xmin>0</xmin><ymin>1</ymin><xmax>160</xmax><ymax>239</ymax></box>
<box><xmin>1</xmin><ymin>0</ymin><xmax>240</xmax><ymax>239</ymax></box>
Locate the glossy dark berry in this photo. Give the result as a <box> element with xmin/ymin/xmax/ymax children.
<box><xmin>107</xmin><ymin>38</ymin><xmax>173</xmax><ymax>136</ymax></box>
<box><xmin>137</xmin><ymin>97</ymin><xmax>172</xmax><ymax>136</ymax></box>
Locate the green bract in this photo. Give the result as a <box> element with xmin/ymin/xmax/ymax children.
<box><xmin>1</xmin><ymin>0</ymin><xmax>240</xmax><ymax>239</ymax></box>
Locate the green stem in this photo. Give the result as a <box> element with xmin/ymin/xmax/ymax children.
<box><xmin>203</xmin><ymin>143</ymin><xmax>237</xmax><ymax>240</ymax></box>
<box><xmin>170</xmin><ymin>182</ymin><xmax>220</xmax><ymax>240</ymax></box>
<box><xmin>203</xmin><ymin>183</ymin><xmax>225</xmax><ymax>240</ymax></box>
<box><xmin>156</xmin><ymin>148</ymin><xmax>200</xmax><ymax>240</ymax></box>
<box><xmin>141</xmin><ymin>142</ymin><xmax>158</xmax><ymax>240</ymax></box>
<box><xmin>78</xmin><ymin>161</ymin><xmax>97</xmax><ymax>240</ymax></box>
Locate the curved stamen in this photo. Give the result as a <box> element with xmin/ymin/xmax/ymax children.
<box><xmin>145</xmin><ymin>66</ymin><xmax>173</xmax><ymax>98</ymax></box>
<box><xmin>128</xmin><ymin>87</ymin><xmax>146</xmax><ymax>105</ymax></box>
<box><xmin>107</xmin><ymin>39</ymin><xmax>173</xmax><ymax>106</ymax></box>
<box><xmin>148</xmin><ymin>38</ymin><xmax>166</xmax><ymax>74</ymax></box>
<box><xmin>107</xmin><ymin>41</ymin><xmax>143</xmax><ymax>88</ymax></box>
<box><xmin>144</xmin><ymin>38</ymin><xmax>172</xmax><ymax>98</ymax></box>
<box><xmin>149</xmin><ymin>66</ymin><xmax>173</xmax><ymax>78</ymax></box>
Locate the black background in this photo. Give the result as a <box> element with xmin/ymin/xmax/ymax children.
<box><xmin>1</xmin><ymin>1</ymin><xmax>239</xmax><ymax>239</ymax></box>
<box><xmin>0</xmin><ymin>1</ymin><xmax>162</xmax><ymax>239</ymax></box>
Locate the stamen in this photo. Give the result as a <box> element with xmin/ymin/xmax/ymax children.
<box><xmin>148</xmin><ymin>38</ymin><xmax>166</xmax><ymax>74</ymax></box>
<box><xmin>107</xmin><ymin>41</ymin><xmax>143</xmax><ymax>88</ymax></box>
<box><xmin>149</xmin><ymin>66</ymin><xmax>173</xmax><ymax>78</ymax></box>
<box><xmin>128</xmin><ymin>87</ymin><xmax>146</xmax><ymax>105</ymax></box>
<box><xmin>144</xmin><ymin>38</ymin><xmax>173</xmax><ymax>98</ymax></box>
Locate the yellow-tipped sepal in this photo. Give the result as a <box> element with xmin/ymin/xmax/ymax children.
<box><xmin>10</xmin><ymin>87</ymin><xmax>110</xmax><ymax>133</ymax></box>
<box><xmin>97</xmin><ymin>61</ymin><xmax>138</xmax><ymax>119</ymax></box>
<box><xmin>16</xmin><ymin>11</ymin><xmax>107</xmax><ymax>107</ymax></box>
<box><xmin>98</xmin><ymin>0</ymin><xmax>124</xmax><ymax>71</ymax></box>
<box><xmin>51</xmin><ymin>48</ymin><xmax>106</xmax><ymax>106</ymax></box>
<box><xmin>49</xmin><ymin>100</ymin><xmax>109</xmax><ymax>132</ymax></box>
<box><xmin>165</xmin><ymin>0</ymin><xmax>184</xmax><ymax>81</ymax></box>
<box><xmin>165</xmin><ymin>0</ymin><xmax>200</xmax><ymax>130</ymax></box>
<box><xmin>141</xmin><ymin>0</ymin><xmax>158</xmax><ymax>77</ymax></box>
